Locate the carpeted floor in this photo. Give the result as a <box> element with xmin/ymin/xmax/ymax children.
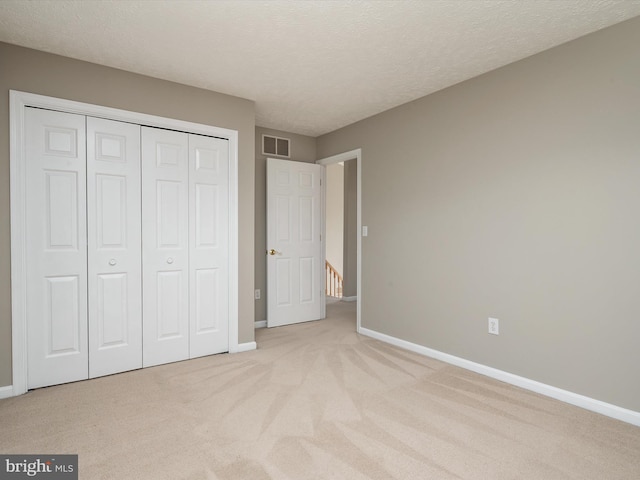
<box><xmin>1</xmin><ymin>300</ymin><xmax>639</xmax><ymax>479</ymax></box>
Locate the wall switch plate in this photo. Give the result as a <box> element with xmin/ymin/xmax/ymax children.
<box><xmin>362</xmin><ymin>225</ymin><xmax>368</xmax><ymax>237</ymax></box>
<box><xmin>254</xmin><ymin>289</ymin><xmax>261</xmax><ymax>300</ymax></box>
<box><xmin>488</xmin><ymin>317</ymin><xmax>499</xmax><ymax>335</ymax></box>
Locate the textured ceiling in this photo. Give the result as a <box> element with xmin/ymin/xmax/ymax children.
<box><xmin>1</xmin><ymin>0</ymin><xmax>640</xmax><ymax>137</ymax></box>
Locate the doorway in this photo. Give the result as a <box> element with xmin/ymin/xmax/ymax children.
<box><xmin>317</xmin><ymin>149</ymin><xmax>362</xmax><ymax>332</ymax></box>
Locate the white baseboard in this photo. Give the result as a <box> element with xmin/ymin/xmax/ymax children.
<box><xmin>359</xmin><ymin>327</ymin><xmax>640</xmax><ymax>427</ymax></box>
<box><xmin>236</xmin><ymin>341</ymin><xmax>257</xmax><ymax>353</ymax></box>
<box><xmin>0</xmin><ymin>385</ymin><xmax>13</xmax><ymax>399</ymax></box>
<box><xmin>341</xmin><ymin>296</ymin><xmax>357</xmax><ymax>302</ymax></box>
<box><xmin>255</xmin><ymin>320</ymin><xmax>267</xmax><ymax>329</ymax></box>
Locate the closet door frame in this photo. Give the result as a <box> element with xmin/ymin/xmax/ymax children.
<box><xmin>9</xmin><ymin>90</ymin><xmax>240</xmax><ymax>396</ymax></box>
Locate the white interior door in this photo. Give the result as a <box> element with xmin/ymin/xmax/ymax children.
<box><xmin>267</xmin><ymin>158</ymin><xmax>325</xmax><ymax>327</ymax></box>
<box><xmin>142</xmin><ymin>127</ymin><xmax>189</xmax><ymax>367</ymax></box>
<box><xmin>87</xmin><ymin>117</ymin><xmax>142</xmax><ymax>378</ymax></box>
<box><xmin>25</xmin><ymin>107</ymin><xmax>88</xmax><ymax>388</ymax></box>
<box><xmin>189</xmin><ymin>134</ymin><xmax>229</xmax><ymax>357</ymax></box>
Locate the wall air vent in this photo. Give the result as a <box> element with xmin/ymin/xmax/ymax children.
<box><xmin>262</xmin><ymin>134</ymin><xmax>290</xmax><ymax>158</ymax></box>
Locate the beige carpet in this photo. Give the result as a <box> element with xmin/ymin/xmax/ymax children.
<box><xmin>1</xmin><ymin>301</ymin><xmax>639</xmax><ymax>479</ymax></box>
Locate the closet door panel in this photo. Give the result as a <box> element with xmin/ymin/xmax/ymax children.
<box><xmin>26</xmin><ymin>107</ymin><xmax>88</xmax><ymax>389</ymax></box>
<box><xmin>189</xmin><ymin>134</ymin><xmax>229</xmax><ymax>357</ymax></box>
<box><xmin>87</xmin><ymin>117</ymin><xmax>142</xmax><ymax>378</ymax></box>
<box><xmin>142</xmin><ymin>127</ymin><xmax>190</xmax><ymax>367</ymax></box>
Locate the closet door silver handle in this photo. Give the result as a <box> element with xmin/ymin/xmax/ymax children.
<box><xmin>166</xmin><ymin>257</ymin><xmax>174</xmax><ymax>264</ymax></box>
<box><xmin>109</xmin><ymin>259</ymin><xmax>117</xmax><ymax>266</ymax></box>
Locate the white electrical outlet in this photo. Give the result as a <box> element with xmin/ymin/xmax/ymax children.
<box><xmin>488</xmin><ymin>317</ymin><xmax>499</xmax><ymax>335</ymax></box>
<box><xmin>254</xmin><ymin>289</ymin><xmax>261</xmax><ymax>300</ymax></box>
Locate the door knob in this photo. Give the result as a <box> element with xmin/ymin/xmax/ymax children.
<box><xmin>267</xmin><ymin>249</ymin><xmax>280</xmax><ymax>256</ymax></box>
<box><xmin>166</xmin><ymin>257</ymin><xmax>174</xmax><ymax>264</ymax></box>
<box><xmin>109</xmin><ymin>259</ymin><xmax>117</xmax><ymax>266</ymax></box>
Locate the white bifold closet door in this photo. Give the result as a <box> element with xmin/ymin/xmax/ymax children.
<box><xmin>188</xmin><ymin>133</ymin><xmax>229</xmax><ymax>358</ymax></box>
<box><xmin>142</xmin><ymin>127</ymin><xmax>190</xmax><ymax>367</ymax></box>
<box><xmin>141</xmin><ymin>127</ymin><xmax>229</xmax><ymax>367</ymax></box>
<box><xmin>26</xmin><ymin>108</ymin><xmax>88</xmax><ymax>389</ymax></box>
<box><xmin>87</xmin><ymin>117</ymin><xmax>142</xmax><ymax>378</ymax></box>
<box><xmin>25</xmin><ymin>109</ymin><xmax>229</xmax><ymax>388</ymax></box>
<box><xmin>26</xmin><ymin>110</ymin><xmax>143</xmax><ymax>387</ymax></box>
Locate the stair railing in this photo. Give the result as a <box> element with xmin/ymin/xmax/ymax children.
<box><xmin>325</xmin><ymin>260</ymin><xmax>343</xmax><ymax>298</ymax></box>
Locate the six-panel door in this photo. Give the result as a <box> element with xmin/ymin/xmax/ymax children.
<box><xmin>87</xmin><ymin>117</ymin><xmax>143</xmax><ymax>378</ymax></box>
<box><xmin>26</xmin><ymin>108</ymin><xmax>89</xmax><ymax>389</ymax></box>
<box><xmin>267</xmin><ymin>158</ymin><xmax>324</xmax><ymax>327</ymax></box>
<box><xmin>188</xmin><ymin>134</ymin><xmax>230</xmax><ymax>358</ymax></box>
<box><xmin>141</xmin><ymin>127</ymin><xmax>190</xmax><ymax>367</ymax></box>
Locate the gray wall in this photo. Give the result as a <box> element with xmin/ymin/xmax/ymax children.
<box><xmin>343</xmin><ymin>160</ymin><xmax>357</xmax><ymax>298</ymax></box>
<box><xmin>326</xmin><ymin>163</ymin><xmax>344</xmax><ymax>276</ymax></box>
<box><xmin>254</xmin><ymin>127</ymin><xmax>316</xmax><ymax>321</ymax></box>
<box><xmin>0</xmin><ymin>42</ymin><xmax>256</xmax><ymax>388</ymax></box>
<box><xmin>317</xmin><ymin>17</ymin><xmax>640</xmax><ymax>411</ymax></box>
